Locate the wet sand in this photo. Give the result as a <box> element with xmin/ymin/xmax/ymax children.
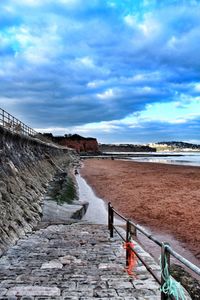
<box><xmin>81</xmin><ymin>159</ymin><xmax>200</xmax><ymax>261</ymax></box>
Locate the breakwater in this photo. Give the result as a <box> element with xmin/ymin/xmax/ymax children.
<box><xmin>0</xmin><ymin>126</ymin><xmax>78</xmax><ymax>256</ymax></box>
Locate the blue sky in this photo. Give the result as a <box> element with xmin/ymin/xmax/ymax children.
<box><xmin>0</xmin><ymin>0</ymin><xmax>200</xmax><ymax>144</ymax></box>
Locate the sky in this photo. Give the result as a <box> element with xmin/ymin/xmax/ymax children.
<box><xmin>0</xmin><ymin>0</ymin><xmax>200</xmax><ymax>144</ymax></box>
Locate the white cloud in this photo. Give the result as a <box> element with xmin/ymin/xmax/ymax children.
<box><xmin>73</xmin><ymin>122</ymin><xmax>120</xmax><ymax>133</ymax></box>
<box><xmin>12</xmin><ymin>0</ymin><xmax>43</xmax><ymax>6</ymax></box>
<box><xmin>59</xmin><ymin>0</ymin><xmax>79</xmax><ymax>5</ymax></box>
<box><xmin>138</xmin><ymin>17</ymin><xmax>159</xmax><ymax>37</ymax></box>
<box><xmin>131</xmin><ymin>74</ymin><xmax>145</xmax><ymax>81</ymax></box>
<box><xmin>141</xmin><ymin>86</ymin><xmax>153</xmax><ymax>93</ymax></box>
<box><xmin>124</xmin><ymin>12</ymin><xmax>160</xmax><ymax>39</ymax></box>
<box><xmin>36</xmin><ymin>120</ymin><xmax>121</xmax><ymax>135</ymax></box>
<box><xmin>87</xmin><ymin>81</ymin><xmax>97</xmax><ymax>88</ymax></box>
<box><xmin>87</xmin><ymin>80</ymin><xmax>105</xmax><ymax>88</ymax></box>
<box><xmin>12</xmin><ymin>0</ymin><xmax>80</xmax><ymax>7</ymax></box>
<box><xmin>168</xmin><ymin>119</ymin><xmax>187</xmax><ymax>124</ymax></box>
<box><xmin>23</xmin><ymin>50</ymin><xmax>50</xmax><ymax>64</ymax></box>
<box><xmin>97</xmin><ymin>88</ymin><xmax>115</xmax><ymax>99</ymax></box>
<box><xmin>78</xmin><ymin>56</ymin><xmax>95</xmax><ymax>68</ymax></box>
<box><xmin>167</xmin><ymin>36</ymin><xmax>178</xmax><ymax>49</ymax></box>
<box><xmin>124</xmin><ymin>15</ymin><xmax>137</xmax><ymax>27</ymax></box>
<box><xmin>10</xmin><ymin>24</ymin><xmax>62</xmax><ymax>65</ymax></box>
<box><xmin>194</xmin><ymin>83</ymin><xmax>200</xmax><ymax>92</ymax></box>
<box><xmin>129</xmin><ymin>71</ymin><xmax>163</xmax><ymax>84</ymax></box>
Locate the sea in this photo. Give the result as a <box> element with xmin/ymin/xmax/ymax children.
<box><xmin>129</xmin><ymin>152</ymin><xmax>200</xmax><ymax>167</ymax></box>
<box><xmin>102</xmin><ymin>151</ymin><xmax>200</xmax><ymax>167</ymax></box>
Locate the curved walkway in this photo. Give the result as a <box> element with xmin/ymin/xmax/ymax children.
<box><xmin>0</xmin><ymin>222</ymin><xmax>161</xmax><ymax>299</ymax></box>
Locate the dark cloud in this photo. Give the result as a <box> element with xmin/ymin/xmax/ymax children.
<box><xmin>0</xmin><ymin>0</ymin><xmax>200</xmax><ymax>141</ymax></box>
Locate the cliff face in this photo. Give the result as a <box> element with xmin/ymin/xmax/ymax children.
<box><xmin>0</xmin><ymin>126</ymin><xmax>77</xmax><ymax>256</ymax></box>
<box><xmin>60</xmin><ymin>138</ymin><xmax>99</xmax><ymax>153</ymax></box>
<box><xmin>45</xmin><ymin>134</ymin><xmax>99</xmax><ymax>153</ymax></box>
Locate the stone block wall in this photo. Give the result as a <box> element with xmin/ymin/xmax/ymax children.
<box><xmin>0</xmin><ymin>126</ymin><xmax>77</xmax><ymax>256</ymax></box>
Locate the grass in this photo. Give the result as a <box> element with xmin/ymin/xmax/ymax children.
<box><xmin>48</xmin><ymin>174</ymin><xmax>77</xmax><ymax>205</ymax></box>
<box><xmin>56</xmin><ymin>177</ymin><xmax>77</xmax><ymax>205</ymax></box>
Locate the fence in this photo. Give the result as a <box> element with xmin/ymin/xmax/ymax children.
<box><xmin>0</xmin><ymin>108</ymin><xmax>37</xmax><ymax>137</ymax></box>
<box><xmin>0</xmin><ymin>108</ymin><xmax>60</xmax><ymax>146</ymax></box>
<box><xmin>108</xmin><ymin>202</ymin><xmax>200</xmax><ymax>300</ymax></box>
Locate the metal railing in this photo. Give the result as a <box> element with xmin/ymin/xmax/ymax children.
<box><xmin>108</xmin><ymin>202</ymin><xmax>200</xmax><ymax>300</ymax></box>
<box><xmin>0</xmin><ymin>108</ymin><xmax>62</xmax><ymax>147</ymax></box>
<box><xmin>0</xmin><ymin>108</ymin><xmax>37</xmax><ymax>137</ymax></box>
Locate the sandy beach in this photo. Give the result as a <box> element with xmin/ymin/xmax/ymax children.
<box><xmin>81</xmin><ymin>159</ymin><xmax>200</xmax><ymax>260</ymax></box>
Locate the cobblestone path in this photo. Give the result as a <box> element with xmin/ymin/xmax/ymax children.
<box><xmin>0</xmin><ymin>223</ymin><xmax>161</xmax><ymax>299</ymax></box>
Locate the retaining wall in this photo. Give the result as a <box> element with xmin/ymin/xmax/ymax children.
<box><xmin>0</xmin><ymin>126</ymin><xmax>78</xmax><ymax>256</ymax></box>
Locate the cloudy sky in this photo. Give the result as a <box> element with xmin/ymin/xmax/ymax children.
<box><xmin>0</xmin><ymin>0</ymin><xmax>200</xmax><ymax>144</ymax></box>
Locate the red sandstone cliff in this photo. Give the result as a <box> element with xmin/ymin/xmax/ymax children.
<box><xmin>43</xmin><ymin>133</ymin><xmax>99</xmax><ymax>153</ymax></box>
<box><xmin>59</xmin><ymin>136</ymin><xmax>99</xmax><ymax>153</ymax></box>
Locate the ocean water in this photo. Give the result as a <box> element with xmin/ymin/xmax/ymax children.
<box><xmin>129</xmin><ymin>152</ymin><xmax>200</xmax><ymax>167</ymax></box>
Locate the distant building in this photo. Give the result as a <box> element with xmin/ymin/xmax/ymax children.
<box><xmin>149</xmin><ymin>141</ymin><xmax>200</xmax><ymax>152</ymax></box>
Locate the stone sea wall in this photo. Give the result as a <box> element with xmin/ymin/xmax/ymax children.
<box><xmin>0</xmin><ymin>126</ymin><xmax>78</xmax><ymax>256</ymax></box>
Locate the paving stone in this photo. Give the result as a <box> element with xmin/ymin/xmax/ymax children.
<box><xmin>0</xmin><ymin>223</ymin><xmax>183</xmax><ymax>299</ymax></box>
<box><xmin>107</xmin><ymin>279</ymin><xmax>133</xmax><ymax>289</ymax></box>
<box><xmin>135</xmin><ymin>265</ymin><xmax>147</xmax><ymax>273</ymax></box>
<box><xmin>0</xmin><ymin>288</ymin><xmax>7</xmax><ymax>296</ymax></box>
<box><xmin>93</xmin><ymin>288</ymin><xmax>118</xmax><ymax>298</ymax></box>
<box><xmin>41</xmin><ymin>260</ymin><xmax>63</xmax><ymax>269</ymax></box>
<box><xmin>59</xmin><ymin>281</ymin><xmax>76</xmax><ymax>290</ymax></box>
<box><xmin>133</xmin><ymin>279</ymin><xmax>160</xmax><ymax>290</ymax></box>
<box><xmin>137</xmin><ymin>296</ymin><xmax>160</xmax><ymax>300</ymax></box>
<box><xmin>6</xmin><ymin>286</ymin><xmax>61</xmax><ymax>296</ymax></box>
<box><xmin>0</xmin><ymin>297</ymin><xmax>18</xmax><ymax>300</ymax></box>
<box><xmin>62</xmin><ymin>290</ymin><xmax>93</xmax><ymax>297</ymax></box>
<box><xmin>98</xmin><ymin>263</ymin><xmax>122</xmax><ymax>271</ymax></box>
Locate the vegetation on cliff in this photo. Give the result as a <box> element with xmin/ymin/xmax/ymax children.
<box><xmin>48</xmin><ymin>172</ymin><xmax>78</xmax><ymax>205</ymax></box>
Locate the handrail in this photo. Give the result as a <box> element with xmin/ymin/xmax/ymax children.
<box><xmin>112</xmin><ymin>207</ymin><xmax>162</xmax><ymax>247</ymax></box>
<box><xmin>108</xmin><ymin>202</ymin><xmax>200</xmax><ymax>300</ymax></box>
<box><xmin>0</xmin><ymin>107</ymin><xmax>61</xmax><ymax>147</ymax></box>
<box><xmin>166</xmin><ymin>245</ymin><xmax>200</xmax><ymax>276</ymax></box>
<box><xmin>0</xmin><ymin>108</ymin><xmax>37</xmax><ymax>137</ymax></box>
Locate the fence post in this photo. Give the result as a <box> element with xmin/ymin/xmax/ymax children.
<box><xmin>12</xmin><ymin>116</ymin><xmax>14</xmax><ymax>132</ymax></box>
<box><xmin>108</xmin><ymin>202</ymin><xmax>114</xmax><ymax>238</ymax></box>
<box><xmin>126</xmin><ymin>220</ymin><xmax>131</xmax><ymax>267</ymax></box>
<box><xmin>108</xmin><ymin>202</ymin><xmax>111</xmax><ymax>230</ymax></box>
<box><xmin>2</xmin><ymin>109</ymin><xmax>5</xmax><ymax>126</ymax></box>
<box><xmin>110</xmin><ymin>205</ymin><xmax>114</xmax><ymax>238</ymax></box>
<box><xmin>161</xmin><ymin>243</ymin><xmax>170</xmax><ymax>300</ymax></box>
